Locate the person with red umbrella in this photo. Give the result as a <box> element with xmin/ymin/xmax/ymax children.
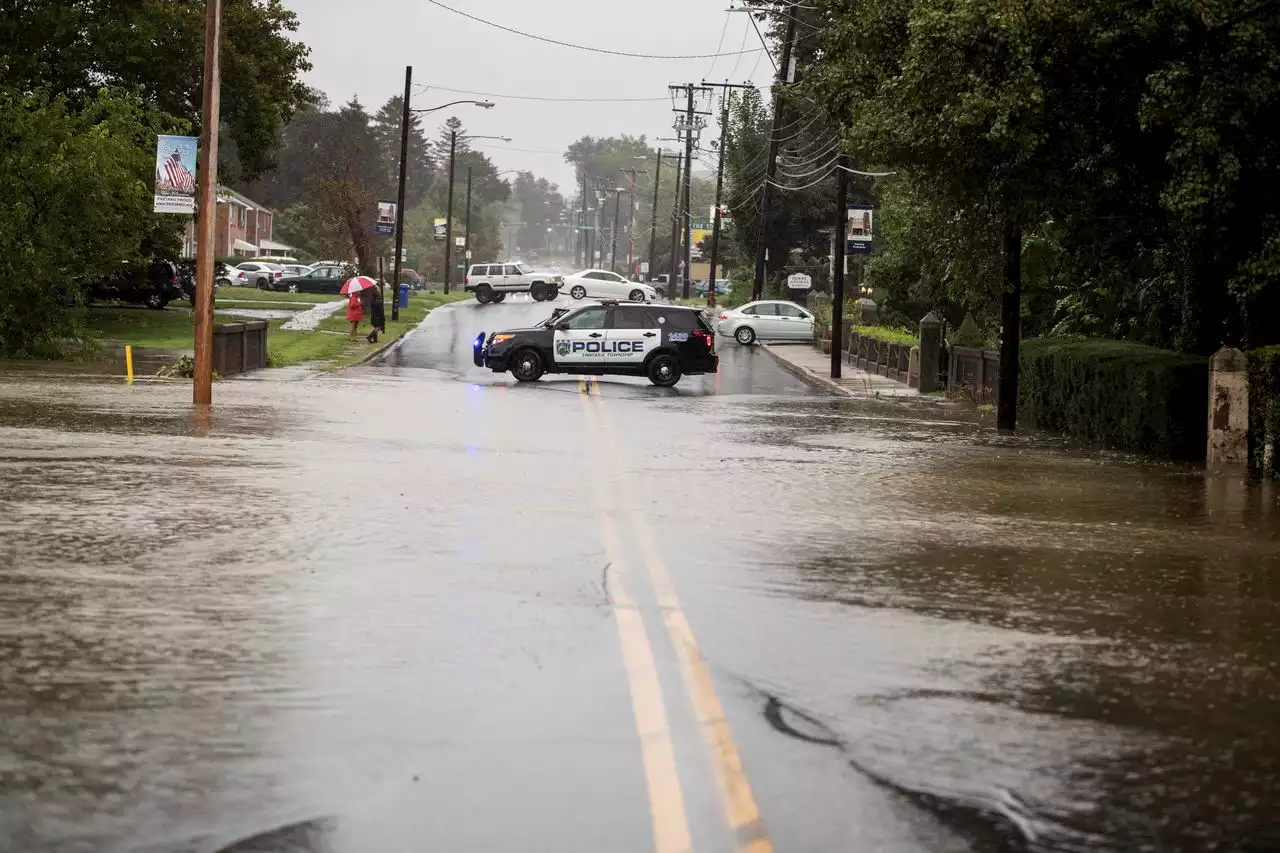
<box><xmin>341</xmin><ymin>276</ymin><xmax>376</xmax><ymax>341</ymax></box>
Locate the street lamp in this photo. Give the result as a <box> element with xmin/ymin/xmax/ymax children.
<box><xmin>389</xmin><ymin>69</ymin><xmax>497</xmax><ymax>313</ymax></box>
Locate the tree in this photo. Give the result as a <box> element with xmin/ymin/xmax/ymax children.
<box><xmin>512</xmin><ymin>173</ymin><xmax>566</xmax><ymax>252</ymax></box>
<box><xmin>0</xmin><ymin>0</ymin><xmax>313</xmax><ymax>182</ymax></box>
<box><xmin>0</xmin><ymin>90</ymin><xmax>174</xmax><ymax>356</ymax></box>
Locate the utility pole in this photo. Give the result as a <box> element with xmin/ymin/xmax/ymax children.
<box><xmin>701</xmin><ymin>82</ymin><xmax>752</xmax><ymax>310</ymax></box>
<box><xmin>668</xmin><ymin>148</ymin><xmax>683</xmax><ymax>296</ymax></box>
<box><xmin>610</xmin><ymin>189</ymin><xmax>623</xmax><ymax>273</ymax></box>
<box><xmin>681</xmin><ymin>85</ymin><xmax>696</xmax><ymax>299</ymax></box>
<box><xmin>463</xmin><ymin>166</ymin><xmax>473</xmax><ymax>276</ymax></box>
<box><xmin>192</xmin><ymin>0</ymin><xmax>223</xmax><ymax>406</ymax></box>
<box><xmin>580</xmin><ymin>174</ymin><xmax>588</xmax><ymax>268</ymax></box>
<box><xmin>443</xmin><ymin>128</ymin><xmax>457</xmax><ymax>294</ymax></box>
<box><xmin>621</xmin><ymin>168</ymin><xmax>644</xmax><ymax>279</ymax></box>
<box><xmin>390</xmin><ymin>65</ymin><xmax>411</xmax><ymax>321</ymax></box>
<box><xmin>647</xmin><ymin>149</ymin><xmax>665</xmax><ymax>283</ymax></box>
<box><xmin>831</xmin><ymin>156</ymin><xmax>848</xmax><ymax>379</ymax></box>
<box><xmin>753</xmin><ymin>11</ymin><xmax>799</xmax><ymax>301</ymax></box>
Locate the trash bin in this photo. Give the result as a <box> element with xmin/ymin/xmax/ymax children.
<box><xmin>398</xmin><ymin>283</ymin><xmax>409</xmax><ymax>309</ymax></box>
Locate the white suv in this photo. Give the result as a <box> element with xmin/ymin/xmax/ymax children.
<box><xmin>465</xmin><ymin>262</ymin><xmax>563</xmax><ymax>304</ymax></box>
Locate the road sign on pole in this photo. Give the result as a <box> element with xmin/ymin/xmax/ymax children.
<box><xmin>786</xmin><ymin>273</ymin><xmax>812</xmax><ymax>290</ymax></box>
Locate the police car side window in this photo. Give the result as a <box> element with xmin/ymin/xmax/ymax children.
<box><xmin>611</xmin><ymin>307</ymin><xmax>654</xmax><ymax>329</ymax></box>
<box><xmin>564</xmin><ymin>307</ymin><xmax>607</xmax><ymax>329</ymax></box>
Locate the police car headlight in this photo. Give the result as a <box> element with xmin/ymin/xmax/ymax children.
<box><xmin>491</xmin><ymin>333</ymin><xmax>515</xmax><ymax>344</ymax></box>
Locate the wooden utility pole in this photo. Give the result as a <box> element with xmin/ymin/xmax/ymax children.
<box><xmin>192</xmin><ymin>0</ymin><xmax>223</xmax><ymax>406</ymax></box>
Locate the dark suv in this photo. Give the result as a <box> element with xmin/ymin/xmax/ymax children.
<box><xmin>87</xmin><ymin>259</ymin><xmax>184</xmax><ymax>309</ymax></box>
<box><xmin>474</xmin><ymin>301</ymin><xmax>718</xmax><ymax>387</ymax></box>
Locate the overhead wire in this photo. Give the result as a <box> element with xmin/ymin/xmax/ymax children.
<box><xmin>422</xmin><ymin>0</ymin><xmax>765</xmax><ymax>60</ymax></box>
<box><xmin>726</xmin><ymin>16</ymin><xmax>753</xmax><ymax>80</ymax></box>
<box><xmin>705</xmin><ymin>11</ymin><xmax>734</xmax><ymax>80</ymax></box>
<box><xmin>413</xmin><ymin>83</ymin><xmax>667</xmax><ymax>103</ymax></box>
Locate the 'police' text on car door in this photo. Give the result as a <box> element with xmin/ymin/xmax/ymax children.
<box><xmin>553</xmin><ymin>305</ymin><xmax>609</xmax><ymax>365</ymax></box>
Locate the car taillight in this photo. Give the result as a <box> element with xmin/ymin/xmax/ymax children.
<box><xmin>275</xmin><ymin>271</ymin><xmax>282</xmax><ymax>278</ymax></box>
<box><xmin>694</xmin><ymin>331</ymin><xmax>714</xmax><ymax>350</ymax></box>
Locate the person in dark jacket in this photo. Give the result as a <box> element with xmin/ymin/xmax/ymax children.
<box><xmin>366</xmin><ymin>284</ymin><xmax>387</xmax><ymax>343</ymax></box>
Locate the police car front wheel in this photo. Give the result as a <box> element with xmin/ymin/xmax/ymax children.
<box><xmin>647</xmin><ymin>354</ymin><xmax>682</xmax><ymax>387</ymax></box>
<box><xmin>511</xmin><ymin>349</ymin><xmax>545</xmax><ymax>382</ymax></box>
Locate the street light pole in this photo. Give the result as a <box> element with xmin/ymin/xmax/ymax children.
<box><xmin>390</xmin><ymin>65</ymin><xmax>412</xmax><ymax>321</ymax></box>
<box><xmin>648</xmin><ymin>149</ymin><xmax>663</xmax><ymax>283</ymax></box>
<box><xmin>192</xmin><ymin>0</ymin><xmax>223</xmax><ymax>406</ymax></box>
<box><xmin>463</xmin><ymin>166</ymin><xmax>473</xmax><ymax>278</ymax></box>
<box><xmin>669</xmin><ymin>149</ymin><xmax>683</xmax><ymax>296</ymax></box>
<box><xmin>443</xmin><ymin>128</ymin><xmax>457</xmax><ymax>294</ymax></box>
<box><xmin>610</xmin><ymin>189</ymin><xmax>623</xmax><ymax>273</ymax></box>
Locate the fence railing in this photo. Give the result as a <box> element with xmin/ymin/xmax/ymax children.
<box><xmin>947</xmin><ymin>345</ymin><xmax>1000</xmax><ymax>404</ymax></box>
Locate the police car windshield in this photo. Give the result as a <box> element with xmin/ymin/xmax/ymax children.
<box><xmin>540</xmin><ymin>308</ymin><xmax>570</xmax><ymax>327</ymax></box>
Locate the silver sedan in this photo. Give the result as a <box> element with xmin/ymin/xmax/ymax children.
<box><xmin>716</xmin><ymin>300</ymin><xmax>816</xmax><ymax>345</ymax></box>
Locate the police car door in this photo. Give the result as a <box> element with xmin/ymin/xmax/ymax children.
<box><xmin>606</xmin><ymin>304</ymin><xmax>657</xmax><ymax>365</ymax></box>
<box><xmin>553</xmin><ymin>305</ymin><xmax>609</xmax><ymax>366</ymax></box>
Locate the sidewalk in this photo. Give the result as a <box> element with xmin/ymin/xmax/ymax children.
<box><xmin>761</xmin><ymin>343</ymin><xmax>925</xmax><ymax>399</ymax></box>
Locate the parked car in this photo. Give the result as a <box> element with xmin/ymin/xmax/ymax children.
<box><xmin>278</xmin><ymin>262</ymin><xmax>354</xmax><ymax>294</ymax></box>
<box><xmin>464</xmin><ymin>262</ymin><xmax>563</xmax><ymax>303</ymax></box>
<box><xmin>235</xmin><ymin>261</ymin><xmax>284</xmax><ymax>290</ymax></box>
<box><xmin>86</xmin><ymin>259</ymin><xmax>184</xmax><ymax>310</ymax></box>
<box><xmin>279</xmin><ymin>264</ymin><xmax>312</xmax><ymax>279</ymax></box>
<box><xmin>397</xmin><ymin>268</ymin><xmax>425</xmax><ymax>289</ymax></box>
<box><xmin>694</xmin><ymin>278</ymin><xmax>733</xmax><ymax>297</ymax></box>
<box><xmin>716</xmin><ymin>300</ymin><xmax>815</xmax><ymax>345</ymax></box>
<box><xmin>562</xmin><ymin>269</ymin><xmax>657</xmax><ymax>302</ymax></box>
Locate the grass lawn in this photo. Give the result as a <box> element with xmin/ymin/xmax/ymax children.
<box><xmin>216</xmin><ymin>286</ymin><xmax>339</xmax><ymax>306</ymax></box>
<box><xmin>87</xmin><ymin>307</ymin><xmax>196</xmax><ymax>350</ymax></box>
<box><xmin>268</xmin><ymin>291</ymin><xmax>469</xmax><ymax>369</ymax></box>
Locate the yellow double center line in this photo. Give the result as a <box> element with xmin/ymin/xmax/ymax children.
<box><xmin>578</xmin><ymin>376</ymin><xmax>772</xmax><ymax>853</ymax></box>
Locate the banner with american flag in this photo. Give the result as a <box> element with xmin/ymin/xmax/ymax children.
<box><xmin>154</xmin><ymin>135</ymin><xmax>198</xmax><ymax>214</ymax></box>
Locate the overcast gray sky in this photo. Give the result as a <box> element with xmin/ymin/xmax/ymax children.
<box><xmin>284</xmin><ymin>0</ymin><xmax>775</xmax><ymax>193</ymax></box>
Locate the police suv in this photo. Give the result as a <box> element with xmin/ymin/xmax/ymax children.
<box><xmin>473</xmin><ymin>301</ymin><xmax>718</xmax><ymax>387</ymax></box>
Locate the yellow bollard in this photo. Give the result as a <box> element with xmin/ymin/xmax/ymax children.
<box><xmin>125</xmin><ymin>345</ymin><xmax>134</xmax><ymax>384</ymax></box>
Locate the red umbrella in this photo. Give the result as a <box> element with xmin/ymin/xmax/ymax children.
<box><xmin>340</xmin><ymin>275</ymin><xmax>377</xmax><ymax>295</ymax></box>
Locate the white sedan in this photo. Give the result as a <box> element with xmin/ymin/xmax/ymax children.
<box><xmin>716</xmin><ymin>300</ymin><xmax>816</xmax><ymax>345</ymax></box>
<box><xmin>563</xmin><ymin>269</ymin><xmax>658</xmax><ymax>302</ymax></box>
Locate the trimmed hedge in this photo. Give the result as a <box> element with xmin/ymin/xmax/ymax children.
<box><xmin>1247</xmin><ymin>346</ymin><xmax>1280</xmax><ymax>477</ymax></box>
<box><xmin>1019</xmin><ymin>337</ymin><xmax>1209</xmax><ymax>461</ymax></box>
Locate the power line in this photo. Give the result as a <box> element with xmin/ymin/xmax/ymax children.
<box><xmin>422</xmin><ymin>0</ymin><xmax>766</xmax><ymax>60</ymax></box>
<box><xmin>705</xmin><ymin>11</ymin><xmax>734</xmax><ymax>80</ymax></box>
<box><xmin>414</xmin><ymin>83</ymin><xmax>667</xmax><ymax>103</ymax></box>
<box><xmin>727</xmin><ymin>16</ymin><xmax>753</xmax><ymax>79</ymax></box>
<box><xmin>747</xmin><ymin>11</ymin><xmax>780</xmax><ymax>73</ymax></box>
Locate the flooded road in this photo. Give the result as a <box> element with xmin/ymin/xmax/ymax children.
<box><xmin>1</xmin><ymin>300</ymin><xmax>1278</xmax><ymax>852</ymax></box>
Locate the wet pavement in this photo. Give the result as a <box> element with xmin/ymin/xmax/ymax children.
<box><xmin>1</xmin><ymin>298</ymin><xmax>1278</xmax><ymax>853</ymax></box>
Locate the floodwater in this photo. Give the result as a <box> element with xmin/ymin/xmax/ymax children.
<box><xmin>1</xmin><ymin>299</ymin><xmax>1277</xmax><ymax>853</ymax></box>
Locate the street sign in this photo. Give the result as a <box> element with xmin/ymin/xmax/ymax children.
<box><xmin>465</xmin><ymin>249</ymin><xmax>473</xmax><ymax>260</ymax></box>
<box><xmin>375</xmin><ymin>200</ymin><xmax>396</xmax><ymax>236</ymax></box>
<box><xmin>454</xmin><ymin>236</ymin><xmax>465</xmax><ymax>248</ymax></box>
<box><xmin>640</xmin><ymin>262</ymin><xmax>650</xmax><ymax>274</ymax></box>
<box><xmin>847</xmin><ymin>204</ymin><xmax>874</xmax><ymax>254</ymax></box>
<box><xmin>787</xmin><ymin>273</ymin><xmax>812</xmax><ymax>290</ymax></box>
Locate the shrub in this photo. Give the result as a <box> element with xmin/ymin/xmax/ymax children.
<box><xmin>1019</xmin><ymin>337</ymin><xmax>1209</xmax><ymax>461</ymax></box>
<box><xmin>1247</xmin><ymin>346</ymin><xmax>1280</xmax><ymax>477</ymax></box>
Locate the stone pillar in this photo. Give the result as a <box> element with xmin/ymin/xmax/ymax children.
<box><xmin>918</xmin><ymin>312</ymin><xmax>943</xmax><ymax>393</ymax></box>
<box><xmin>1208</xmin><ymin>347</ymin><xmax>1249</xmax><ymax>474</ymax></box>
<box><xmin>857</xmin><ymin>297</ymin><xmax>878</xmax><ymax>326</ymax></box>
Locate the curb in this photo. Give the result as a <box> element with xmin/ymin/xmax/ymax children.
<box><xmin>760</xmin><ymin>344</ymin><xmax>855</xmax><ymax>397</ymax></box>
<box><xmin>354</xmin><ymin>301</ymin><xmax>462</xmax><ymax>367</ymax></box>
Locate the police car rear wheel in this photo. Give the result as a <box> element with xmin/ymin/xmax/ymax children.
<box><xmin>570</xmin><ymin>285</ymin><xmax>587</xmax><ymax>300</ymax></box>
<box><xmin>734</xmin><ymin>326</ymin><xmax>756</xmax><ymax>345</ymax></box>
<box><xmin>647</xmin><ymin>354</ymin><xmax>682</xmax><ymax>387</ymax></box>
<box><xmin>511</xmin><ymin>349</ymin><xmax>544</xmax><ymax>382</ymax></box>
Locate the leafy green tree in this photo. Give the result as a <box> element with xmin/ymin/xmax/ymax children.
<box><xmin>371</xmin><ymin>96</ymin><xmax>435</xmax><ymax>209</ymax></box>
<box><xmin>0</xmin><ymin>0</ymin><xmax>312</xmax><ymax>182</ymax></box>
<box><xmin>0</xmin><ymin>90</ymin><xmax>173</xmax><ymax>356</ymax></box>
